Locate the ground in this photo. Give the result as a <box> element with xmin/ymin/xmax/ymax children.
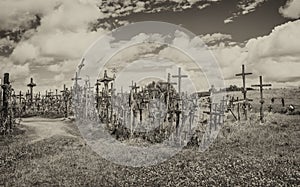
<box><xmin>0</xmin><ymin>110</ymin><xmax>299</xmax><ymax>186</ymax></box>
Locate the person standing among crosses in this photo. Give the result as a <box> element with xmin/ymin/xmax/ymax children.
<box><xmin>281</xmin><ymin>97</ymin><xmax>285</xmax><ymax>107</ymax></box>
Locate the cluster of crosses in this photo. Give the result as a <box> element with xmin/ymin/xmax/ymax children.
<box><xmin>0</xmin><ymin>73</ymin><xmax>73</xmax><ymax>134</ymax></box>
<box><xmin>75</xmin><ymin>67</ymin><xmax>225</xmax><ymax>144</ymax></box>
<box><xmin>226</xmin><ymin>64</ymin><xmax>272</xmax><ymax>123</ymax></box>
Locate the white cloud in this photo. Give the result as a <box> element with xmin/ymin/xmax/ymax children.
<box><xmin>31</xmin><ymin>30</ymin><xmax>103</xmax><ymax>60</ymax></box>
<box><xmin>246</xmin><ymin>20</ymin><xmax>300</xmax><ymax>62</ymax></box>
<box><xmin>0</xmin><ymin>57</ymin><xmax>30</xmax><ymax>85</ymax></box>
<box><xmin>279</xmin><ymin>0</ymin><xmax>300</xmax><ymax>19</ymax></box>
<box><xmin>224</xmin><ymin>0</ymin><xmax>268</xmax><ymax>24</ymax></box>
<box><xmin>0</xmin><ymin>0</ymin><xmax>106</xmax><ymax>91</ymax></box>
<box><xmin>210</xmin><ymin>20</ymin><xmax>300</xmax><ymax>86</ymax></box>
<box><xmin>11</xmin><ymin>42</ymin><xmax>39</xmax><ymax>64</ymax></box>
<box><xmin>198</xmin><ymin>3</ymin><xmax>211</xmax><ymax>10</ymax></box>
<box><xmin>200</xmin><ymin>33</ymin><xmax>232</xmax><ymax>44</ymax></box>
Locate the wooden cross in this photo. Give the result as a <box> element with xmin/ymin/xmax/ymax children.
<box><xmin>27</xmin><ymin>77</ymin><xmax>36</xmax><ymax>105</ymax></box>
<box><xmin>161</xmin><ymin>73</ymin><xmax>177</xmax><ymax>108</ymax></box>
<box><xmin>251</xmin><ymin>76</ymin><xmax>272</xmax><ymax>123</ymax></box>
<box><xmin>71</xmin><ymin>72</ymin><xmax>82</xmax><ymax>90</ymax></box>
<box><xmin>235</xmin><ymin>64</ymin><xmax>252</xmax><ymax>120</ymax></box>
<box><xmin>172</xmin><ymin>67</ymin><xmax>188</xmax><ymax>98</ymax></box>
<box><xmin>61</xmin><ymin>84</ymin><xmax>70</xmax><ymax>118</ymax></box>
<box><xmin>131</xmin><ymin>82</ymin><xmax>140</xmax><ymax>94</ymax></box>
<box><xmin>16</xmin><ymin>91</ymin><xmax>23</xmax><ymax>105</ymax></box>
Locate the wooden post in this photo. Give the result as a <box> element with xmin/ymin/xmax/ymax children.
<box><xmin>237</xmin><ymin>97</ymin><xmax>240</xmax><ymax>121</ymax></box>
<box><xmin>251</xmin><ymin>76</ymin><xmax>272</xmax><ymax>123</ymax></box>
<box><xmin>1</xmin><ymin>73</ymin><xmax>11</xmax><ymax>131</ymax></box>
<box><xmin>95</xmin><ymin>80</ymin><xmax>101</xmax><ymax>110</ymax></box>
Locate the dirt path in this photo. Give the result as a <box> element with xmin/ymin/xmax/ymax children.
<box><xmin>21</xmin><ymin>117</ymin><xmax>76</xmax><ymax>143</ymax></box>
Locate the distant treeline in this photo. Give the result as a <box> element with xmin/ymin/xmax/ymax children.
<box><xmin>219</xmin><ymin>85</ymin><xmax>255</xmax><ymax>92</ymax></box>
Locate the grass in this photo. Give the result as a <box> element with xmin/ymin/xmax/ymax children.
<box><xmin>1</xmin><ymin>88</ymin><xmax>300</xmax><ymax>186</ymax></box>
<box><xmin>0</xmin><ymin>112</ymin><xmax>299</xmax><ymax>186</ymax></box>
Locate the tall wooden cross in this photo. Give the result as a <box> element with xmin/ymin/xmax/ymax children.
<box><xmin>61</xmin><ymin>84</ymin><xmax>69</xmax><ymax>118</ymax></box>
<box><xmin>235</xmin><ymin>64</ymin><xmax>252</xmax><ymax>120</ymax></box>
<box><xmin>161</xmin><ymin>73</ymin><xmax>177</xmax><ymax>110</ymax></box>
<box><xmin>27</xmin><ymin>77</ymin><xmax>36</xmax><ymax>105</ymax></box>
<box><xmin>172</xmin><ymin>67</ymin><xmax>188</xmax><ymax>98</ymax></box>
<box><xmin>71</xmin><ymin>72</ymin><xmax>82</xmax><ymax>91</ymax></box>
<box><xmin>251</xmin><ymin>76</ymin><xmax>272</xmax><ymax>123</ymax></box>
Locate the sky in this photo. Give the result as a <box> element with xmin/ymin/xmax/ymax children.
<box><xmin>0</xmin><ymin>0</ymin><xmax>299</xmax><ymax>93</ymax></box>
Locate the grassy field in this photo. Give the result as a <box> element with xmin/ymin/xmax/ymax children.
<box><xmin>0</xmin><ymin>89</ymin><xmax>299</xmax><ymax>186</ymax></box>
<box><xmin>227</xmin><ymin>88</ymin><xmax>300</xmax><ymax>114</ymax></box>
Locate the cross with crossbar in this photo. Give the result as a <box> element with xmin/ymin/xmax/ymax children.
<box><xmin>235</xmin><ymin>64</ymin><xmax>252</xmax><ymax>120</ymax></box>
<box><xmin>172</xmin><ymin>67</ymin><xmax>188</xmax><ymax>98</ymax></box>
<box><xmin>251</xmin><ymin>76</ymin><xmax>272</xmax><ymax>122</ymax></box>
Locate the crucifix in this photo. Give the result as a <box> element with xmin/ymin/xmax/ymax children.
<box><xmin>99</xmin><ymin>70</ymin><xmax>114</xmax><ymax>93</ymax></box>
<box><xmin>235</xmin><ymin>64</ymin><xmax>252</xmax><ymax>120</ymax></box>
<box><xmin>172</xmin><ymin>67</ymin><xmax>188</xmax><ymax>99</ymax></box>
<box><xmin>27</xmin><ymin>77</ymin><xmax>36</xmax><ymax>106</ymax></box>
<box><xmin>251</xmin><ymin>76</ymin><xmax>272</xmax><ymax>123</ymax></box>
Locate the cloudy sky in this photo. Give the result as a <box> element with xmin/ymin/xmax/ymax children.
<box><xmin>0</xmin><ymin>0</ymin><xmax>299</xmax><ymax>93</ymax></box>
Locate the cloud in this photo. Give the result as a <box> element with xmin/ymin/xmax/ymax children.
<box><xmin>0</xmin><ymin>0</ymin><xmax>106</xmax><ymax>91</ymax></box>
<box><xmin>0</xmin><ymin>57</ymin><xmax>30</xmax><ymax>84</ymax></box>
<box><xmin>200</xmin><ymin>33</ymin><xmax>232</xmax><ymax>44</ymax></box>
<box><xmin>210</xmin><ymin>20</ymin><xmax>300</xmax><ymax>86</ymax></box>
<box><xmin>10</xmin><ymin>42</ymin><xmax>39</xmax><ymax>64</ymax></box>
<box><xmin>0</xmin><ymin>0</ymin><xmax>102</xmax><ymax>30</ymax></box>
<box><xmin>31</xmin><ymin>30</ymin><xmax>103</xmax><ymax>60</ymax></box>
<box><xmin>224</xmin><ymin>0</ymin><xmax>268</xmax><ymax>24</ymax></box>
<box><xmin>246</xmin><ymin>20</ymin><xmax>300</xmax><ymax>62</ymax></box>
<box><xmin>279</xmin><ymin>0</ymin><xmax>300</xmax><ymax>19</ymax></box>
